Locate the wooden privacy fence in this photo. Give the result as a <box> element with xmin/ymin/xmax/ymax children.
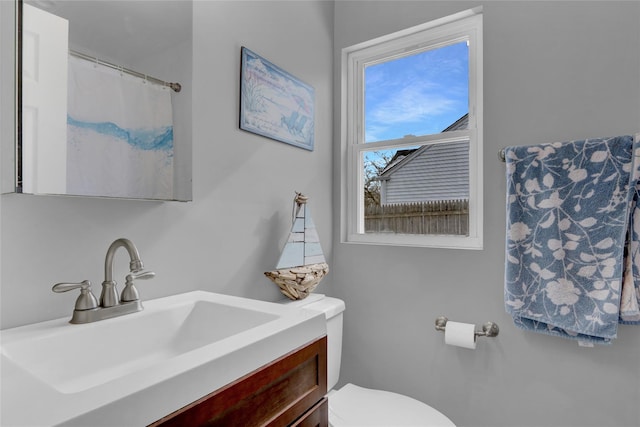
<box><xmin>365</xmin><ymin>199</ymin><xmax>469</xmax><ymax>235</ymax></box>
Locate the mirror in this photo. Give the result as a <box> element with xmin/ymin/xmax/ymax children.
<box><xmin>12</xmin><ymin>0</ymin><xmax>192</xmax><ymax>201</ymax></box>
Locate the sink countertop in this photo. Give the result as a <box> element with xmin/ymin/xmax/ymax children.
<box><xmin>0</xmin><ymin>291</ymin><xmax>326</xmax><ymax>426</ymax></box>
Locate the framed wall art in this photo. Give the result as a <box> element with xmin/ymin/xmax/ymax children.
<box><xmin>240</xmin><ymin>47</ymin><xmax>315</xmax><ymax>151</ymax></box>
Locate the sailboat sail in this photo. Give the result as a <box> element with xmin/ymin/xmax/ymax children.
<box><xmin>275</xmin><ymin>200</ymin><xmax>326</xmax><ymax>269</ymax></box>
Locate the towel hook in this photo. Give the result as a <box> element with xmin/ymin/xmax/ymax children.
<box><xmin>435</xmin><ymin>316</ymin><xmax>499</xmax><ymax>338</ymax></box>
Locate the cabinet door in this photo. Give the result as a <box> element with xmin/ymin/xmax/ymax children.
<box><xmin>150</xmin><ymin>336</ymin><xmax>327</xmax><ymax>427</ymax></box>
<box><xmin>291</xmin><ymin>397</ymin><xmax>328</xmax><ymax>427</ymax></box>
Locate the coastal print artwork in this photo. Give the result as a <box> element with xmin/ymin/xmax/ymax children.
<box><xmin>240</xmin><ymin>47</ymin><xmax>315</xmax><ymax>151</ymax></box>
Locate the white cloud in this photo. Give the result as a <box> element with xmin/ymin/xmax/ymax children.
<box><xmin>365</xmin><ymin>80</ymin><xmax>462</xmax><ymax>142</ymax></box>
<box><xmin>369</xmin><ymin>85</ymin><xmax>457</xmax><ymax>125</ymax></box>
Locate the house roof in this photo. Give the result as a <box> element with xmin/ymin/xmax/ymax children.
<box><xmin>379</xmin><ymin>113</ymin><xmax>468</xmax><ymax>177</ymax></box>
<box><xmin>378</xmin><ymin>148</ymin><xmax>416</xmax><ymax>175</ymax></box>
<box><xmin>441</xmin><ymin>113</ymin><xmax>469</xmax><ymax>132</ymax></box>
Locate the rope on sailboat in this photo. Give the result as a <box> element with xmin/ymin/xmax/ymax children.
<box><xmin>292</xmin><ymin>191</ymin><xmax>308</xmax><ymax>222</ymax></box>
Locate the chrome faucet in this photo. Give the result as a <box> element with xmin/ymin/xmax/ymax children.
<box><xmin>100</xmin><ymin>238</ymin><xmax>155</xmax><ymax>307</ymax></box>
<box><xmin>53</xmin><ymin>238</ymin><xmax>155</xmax><ymax>324</ymax></box>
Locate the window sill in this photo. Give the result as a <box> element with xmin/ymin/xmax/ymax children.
<box><xmin>345</xmin><ymin>232</ymin><xmax>483</xmax><ymax>250</ymax></box>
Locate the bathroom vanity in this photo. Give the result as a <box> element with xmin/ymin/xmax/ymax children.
<box><xmin>152</xmin><ymin>336</ymin><xmax>327</xmax><ymax>426</ymax></box>
<box><xmin>0</xmin><ymin>291</ymin><xmax>327</xmax><ymax>426</ymax></box>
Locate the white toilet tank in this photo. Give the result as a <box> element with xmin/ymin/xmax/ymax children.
<box><xmin>286</xmin><ymin>294</ymin><xmax>345</xmax><ymax>390</ymax></box>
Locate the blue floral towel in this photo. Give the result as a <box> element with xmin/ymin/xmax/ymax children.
<box><xmin>620</xmin><ymin>140</ymin><xmax>640</xmax><ymax>324</ymax></box>
<box><xmin>504</xmin><ymin>135</ymin><xmax>636</xmax><ymax>344</ymax></box>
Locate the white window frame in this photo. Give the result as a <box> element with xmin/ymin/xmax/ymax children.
<box><xmin>340</xmin><ymin>8</ymin><xmax>483</xmax><ymax>250</ymax></box>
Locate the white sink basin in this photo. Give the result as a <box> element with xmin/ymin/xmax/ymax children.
<box><xmin>0</xmin><ymin>291</ymin><xmax>326</xmax><ymax>426</ymax></box>
<box><xmin>3</xmin><ymin>297</ymin><xmax>278</xmax><ymax>393</ymax></box>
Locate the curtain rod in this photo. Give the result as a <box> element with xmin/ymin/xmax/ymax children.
<box><xmin>69</xmin><ymin>50</ymin><xmax>182</xmax><ymax>93</ymax></box>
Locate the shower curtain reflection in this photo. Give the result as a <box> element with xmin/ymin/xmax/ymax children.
<box><xmin>66</xmin><ymin>55</ymin><xmax>174</xmax><ymax>199</ymax></box>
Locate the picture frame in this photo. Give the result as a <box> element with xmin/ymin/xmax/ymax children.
<box><xmin>240</xmin><ymin>47</ymin><xmax>315</xmax><ymax>151</ymax></box>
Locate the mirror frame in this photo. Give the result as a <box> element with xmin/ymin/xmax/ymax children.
<box><xmin>17</xmin><ymin>0</ymin><xmax>22</xmax><ymax>193</ymax></box>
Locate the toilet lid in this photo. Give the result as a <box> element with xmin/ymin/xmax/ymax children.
<box><xmin>328</xmin><ymin>383</ymin><xmax>456</xmax><ymax>427</ymax></box>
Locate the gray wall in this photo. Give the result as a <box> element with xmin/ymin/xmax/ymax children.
<box><xmin>2</xmin><ymin>1</ymin><xmax>639</xmax><ymax>427</ymax></box>
<box><xmin>333</xmin><ymin>2</ymin><xmax>640</xmax><ymax>427</ymax></box>
<box><xmin>0</xmin><ymin>1</ymin><xmax>334</xmax><ymax>327</ymax></box>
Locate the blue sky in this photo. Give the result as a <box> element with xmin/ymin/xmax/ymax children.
<box><xmin>365</xmin><ymin>41</ymin><xmax>469</xmax><ymax>143</ymax></box>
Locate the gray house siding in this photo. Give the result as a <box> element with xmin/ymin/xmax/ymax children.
<box><xmin>380</xmin><ymin>140</ymin><xmax>469</xmax><ymax>204</ymax></box>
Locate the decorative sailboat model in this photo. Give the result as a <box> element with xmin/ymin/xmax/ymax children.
<box><xmin>265</xmin><ymin>192</ymin><xmax>329</xmax><ymax>300</ymax></box>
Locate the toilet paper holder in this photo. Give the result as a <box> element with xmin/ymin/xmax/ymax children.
<box><xmin>435</xmin><ymin>316</ymin><xmax>499</xmax><ymax>338</ymax></box>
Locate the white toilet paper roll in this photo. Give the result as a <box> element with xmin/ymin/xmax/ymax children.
<box><xmin>444</xmin><ymin>321</ymin><xmax>477</xmax><ymax>349</ymax></box>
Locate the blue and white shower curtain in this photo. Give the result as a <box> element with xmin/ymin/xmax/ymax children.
<box><xmin>66</xmin><ymin>55</ymin><xmax>174</xmax><ymax>199</ymax></box>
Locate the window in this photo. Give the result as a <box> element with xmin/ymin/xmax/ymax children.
<box><xmin>340</xmin><ymin>8</ymin><xmax>483</xmax><ymax>249</ymax></box>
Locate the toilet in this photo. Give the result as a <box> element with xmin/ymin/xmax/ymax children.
<box><xmin>283</xmin><ymin>294</ymin><xmax>456</xmax><ymax>426</ymax></box>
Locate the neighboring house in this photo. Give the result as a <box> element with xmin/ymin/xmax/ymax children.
<box><xmin>378</xmin><ymin>114</ymin><xmax>469</xmax><ymax>205</ymax></box>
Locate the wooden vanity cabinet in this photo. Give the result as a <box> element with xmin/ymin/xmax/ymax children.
<box><xmin>150</xmin><ymin>336</ymin><xmax>328</xmax><ymax>427</ymax></box>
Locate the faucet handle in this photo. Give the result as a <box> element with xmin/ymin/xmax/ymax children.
<box><xmin>129</xmin><ymin>270</ymin><xmax>155</xmax><ymax>281</ymax></box>
<box><xmin>52</xmin><ymin>280</ymin><xmax>99</xmax><ymax>311</ymax></box>
<box><xmin>121</xmin><ymin>270</ymin><xmax>155</xmax><ymax>302</ymax></box>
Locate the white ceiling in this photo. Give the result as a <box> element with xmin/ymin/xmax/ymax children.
<box><xmin>26</xmin><ymin>0</ymin><xmax>192</xmax><ymax>66</ymax></box>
